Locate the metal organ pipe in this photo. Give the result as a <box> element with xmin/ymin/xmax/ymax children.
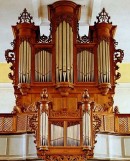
<box><xmin>35</xmin><ymin>50</ymin><xmax>52</xmax><ymax>82</ymax></box>
<box><xmin>77</xmin><ymin>50</ymin><xmax>94</xmax><ymax>82</ymax></box>
<box><xmin>51</xmin><ymin>124</ymin><xmax>63</xmax><ymax>146</ymax></box>
<box><xmin>83</xmin><ymin>110</ymin><xmax>91</xmax><ymax>146</ymax></box>
<box><xmin>56</xmin><ymin>21</ymin><xmax>73</xmax><ymax>82</ymax></box>
<box><xmin>40</xmin><ymin>111</ymin><xmax>48</xmax><ymax>146</ymax></box>
<box><xmin>98</xmin><ymin>40</ymin><xmax>110</xmax><ymax>83</ymax></box>
<box><xmin>19</xmin><ymin>40</ymin><xmax>31</xmax><ymax>83</ymax></box>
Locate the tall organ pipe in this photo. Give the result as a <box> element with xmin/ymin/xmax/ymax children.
<box><xmin>56</xmin><ymin>21</ymin><xmax>73</xmax><ymax>82</ymax></box>
<box><xmin>98</xmin><ymin>40</ymin><xmax>110</xmax><ymax>83</ymax></box>
<box><xmin>83</xmin><ymin>111</ymin><xmax>91</xmax><ymax>146</ymax></box>
<box><xmin>40</xmin><ymin>112</ymin><xmax>48</xmax><ymax>146</ymax></box>
<box><xmin>35</xmin><ymin>50</ymin><xmax>52</xmax><ymax>82</ymax></box>
<box><xmin>77</xmin><ymin>50</ymin><xmax>94</xmax><ymax>82</ymax></box>
<box><xmin>19</xmin><ymin>40</ymin><xmax>31</xmax><ymax>83</ymax></box>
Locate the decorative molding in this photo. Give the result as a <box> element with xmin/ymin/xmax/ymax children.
<box><xmin>5</xmin><ymin>49</ymin><xmax>15</xmax><ymax>83</ymax></box>
<box><xmin>114</xmin><ymin>49</ymin><xmax>124</xmax><ymax>81</ymax></box>
<box><xmin>95</xmin><ymin>8</ymin><xmax>112</xmax><ymax>24</ymax></box>
<box><xmin>17</xmin><ymin>8</ymin><xmax>34</xmax><ymax>24</ymax></box>
<box><xmin>49</xmin><ymin>109</ymin><xmax>80</xmax><ymax>118</ymax></box>
<box><xmin>55</xmin><ymin>82</ymin><xmax>74</xmax><ymax>97</ymax></box>
<box><xmin>44</xmin><ymin>155</ymin><xmax>87</xmax><ymax>161</ymax></box>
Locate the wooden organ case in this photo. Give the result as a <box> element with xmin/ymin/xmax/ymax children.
<box><xmin>5</xmin><ymin>1</ymin><xmax>124</xmax><ymax>161</ymax></box>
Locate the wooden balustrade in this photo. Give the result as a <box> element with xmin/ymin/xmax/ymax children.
<box><xmin>0</xmin><ymin>113</ymin><xmax>130</xmax><ymax>134</ymax></box>
<box><xmin>0</xmin><ymin>113</ymin><xmax>35</xmax><ymax>133</ymax></box>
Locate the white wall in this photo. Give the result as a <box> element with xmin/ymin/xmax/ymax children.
<box><xmin>114</xmin><ymin>83</ymin><xmax>130</xmax><ymax>113</ymax></box>
<box><xmin>94</xmin><ymin>133</ymin><xmax>130</xmax><ymax>160</ymax></box>
<box><xmin>0</xmin><ymin>83</ymin><xmax>15</xmax><ymax>113</ymax></box>
<box><xmin>0</xmin><ymin>133</ymin><xmax>130</xmax><ymax>160</ymax></box>
<box><xmin>0</xmin><ymin>133</ymin><xmax>38</xmax><ymax>160</ymax></box>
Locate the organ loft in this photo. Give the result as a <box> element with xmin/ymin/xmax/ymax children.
<box><xmin>5</xmin><ymin>0</ymin><xmax>124</xmax><ymax>161</ymax></box>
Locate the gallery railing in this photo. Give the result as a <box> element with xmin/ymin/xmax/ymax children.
<box><xmin>0</xmin><ymin>112</ymin><xmax>130</xmax><ymax>134</ymax></box>
<box><xmin>0</xmin><ymin>113</ymin><xmax>35</xmax><ymax>133</ymax></box>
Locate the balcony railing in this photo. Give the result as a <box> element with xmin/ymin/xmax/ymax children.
<box><xmin>0</xmin><ymin>112</ymin><xmax>130</xmax><ymax>134</ymax></box>
<box><xmin>97</xmin><ymin>113</ymin><xmax>130</xmax><ymax>134</ymax></box>
<box><xmin>0</xmin><ymin>113</ymin><xmax>35</xmax><ymax>133</ymax></box>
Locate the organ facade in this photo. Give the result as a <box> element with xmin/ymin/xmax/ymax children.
<box><xmin>5</xmin><ymin>1</ymin><xmax>124</xmax><ymax>161</ymax></box>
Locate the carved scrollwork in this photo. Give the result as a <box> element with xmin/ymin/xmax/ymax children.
<box><xmin>50</xmin><ymin>109</ymin><xmax>80</xmax><ymax>118</ymax></box>
<box><xmin>5</xmin><ymin>49</ymin><xmax>15</xmax><ymax>82</ymax></box>
<box><xmin>11</xmin><ymin>39</ymin><xmax>16</xmax><ymax>48</ymax></box>
<box><xmin>5</xmin><ymin>49</ymin><xmax>15</xmax><ymax>64</ymax></box>
<box><xmin>92</xmin><ymin>114</ymin><xmax>101</xmax><ymax>145</ymax></box>
<box><xmin>29</xmin><ymin>114</ymin><xmax>38</xmax><ymax>131</ymax></box>
<box><xmin>38</xmin><ymin>24</ymin><xmax>52</xmax><ymax>43</ymax></box>
<box><xmin>38</xmin><ymin>34</ymin><xmax>52</xmax><ymax>43</ymax></box>
<box><xmin>93</xmin><ymin>104</ymin><xmax>108</xmax><ymax>112</ymax></box>
<box><xmin>77</xmin><ymin>35</ymin><xmax>91</xmax><ymax>43</ymax></box>
<box><xmin>55</xmin><ymin>82</ymin><xmax>74</xmax><ymax>96</ymax></box>
<box><xmin>45</xmin><ymin>155</ymin><xmax>87</xmax><ymax>161</ymax></box>
<box><xmin>18</xmin><ymin>83</ymin><xmax>30</xmax><ymax>95</ymax></box>
<box><xmin>114</xmin><ymin>49</ymin><xmax>124</xmax><ymax>64</ymax></box>
<box><xmin>114</xmin><ymin>49</ymin><xmax>124</xmax><ymax>81</ymax></box>
<box><xmin>95</xmin><ymin>8</ymin><xmax>112</xmax><ymax>24</ymax></box>
<box><xmin>93</xmin><ymin>114</ymin><xmax>101</xmax><ymax>143</ymax></box>
<box><xmin>17</xmin><ymin>8</ymin><xmax>34</xmax><ymax>24</ymax></box>
<box><xmin>98</xmin><ymin>83</ymin><xmax>111</xmax><ymax>95</ymax></box>
<box><xmin>114</xmin><ymin>106</ymin><xmax>120</xmax><ymax>114</ymax></box>
<box><xmin>113</xmin><ymin>39</ymin><xmax>118</xmax><ymax>47</ymax></box>
<box><xmin>93</xmin><ymin>96</ymin><xmax>114</xmax><ymax>112</ymax></box>
<box><xmin>55</xmin><ymin>14</ymin><xmax>74</xmax><ymax>28</ymax></box>
<box><xmin>23</xmin><ymin>102</ymin><xmax>38</xmax><ymax>113</ymax></box>
<box><xmin>77</xmin><ymin>23</ymin><xmax>92</xmax><ymax>43</ymax></box>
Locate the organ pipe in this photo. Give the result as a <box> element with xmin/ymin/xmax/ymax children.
<box><xmin>98</xmin><ymin>40</ymin><xmax>110</xmax><ymax>83</ymax></box>
<box><xmin>40</xmin><ymin>112</ymin><xmax>48</xmax><ymax>146</ymax></box>
<box><xmin>83</xmin><ymin>110</ymin><xmax>91</xmax><ymax>146</ymax></box>
<box><xmin>35</xmin><ymin>50</ymin><xmax>52</xmax><ymax>82</ymax></box>
<box><xmin>67</xmin><ymin>124</ymin><xmax>80</xmax><ymax>146</ymax></box>
<box><xmin>56</xmin><ymin>21</ymin><xmax>73</xmax><ymax>82</ymax></box>
<box><xmin>19</xmin><ymin>40</ymin><xmax>31</xmax><ymax>83</ymax></box>
<box><xmin>77</xmin><ymin>50</ymin><xmax>94</xmax><ymax>82</ymax></box>
<box><xmin>51</xmin><ymin>124</ymin><xmax>63</xmax><ymax>146</ymax></box>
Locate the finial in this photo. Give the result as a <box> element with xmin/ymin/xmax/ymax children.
<box><xmin>95</xmin><ymin>8</ymin><xmax>112</xmax><ymax>24</ymax></box>
<box><xmin>17</xmin><ymin>8</ymin><xmax>34</xmax><ymax>24</ymax></box>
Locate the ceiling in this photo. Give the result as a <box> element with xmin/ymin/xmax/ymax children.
<box><xmin>0</xmin><ymin>0</ymin><xmax>130</xmax><ymax>62</ymax></box>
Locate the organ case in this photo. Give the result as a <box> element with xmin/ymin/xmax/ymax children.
<box><xmin>5</xmin><ymin>1</ymin><xmax>124</xmax><ymax>161</ymax></box>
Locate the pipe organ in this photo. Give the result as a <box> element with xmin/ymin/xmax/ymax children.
<box><xmin>5</xmin><ymin>1</ymin><xmax>124</xmax><ymax>161</ymax></box>
<box><xmin>56</xmin><ymin>21</ymin><xmax>73</xmax><ymax>82</ymax></box>
<box><xmin>98</xmin><ymin>39</ymin><xmax>110</xmax><ymax>83</ymax></box>
<box><xmin>77</xmin><ymin>49</ymin><xmax>94</xmax><ymax>82</ymax></box>
<box><xmin>19</xmin><ymin>40</ymin><xmax>31</xmax><ymax>83</ymax></box>
<box><xmin>35</xmin><ymin>49</ymin><xmax>52</xmax><ymax>82</ymax></box>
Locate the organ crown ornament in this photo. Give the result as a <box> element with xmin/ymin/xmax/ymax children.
<box><xmin>5</xmin><ymin>0</ymin><xmax>124</xmax><ymax>160</ymax></box>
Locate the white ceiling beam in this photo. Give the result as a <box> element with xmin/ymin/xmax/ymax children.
<box><xmin>32</xmin><ymin>0</ymin><xmax>42</xmax><ymax>25</ymax></box>
<box><xmin>89</xmin><ymin>0</ymin><xmax>102</xmax><ymax>25</ymax></box>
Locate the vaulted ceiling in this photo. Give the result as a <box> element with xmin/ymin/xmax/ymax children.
<box><xmin>0</xmin><ymin>0</ymin><xmax>130</xmax><ymax>62</ymax></box>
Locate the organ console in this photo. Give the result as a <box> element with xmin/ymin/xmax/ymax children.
<box><xmin>5</xmin><ymin>1</ymin><xmax>124</xmax><ymax>160</ymax></box>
